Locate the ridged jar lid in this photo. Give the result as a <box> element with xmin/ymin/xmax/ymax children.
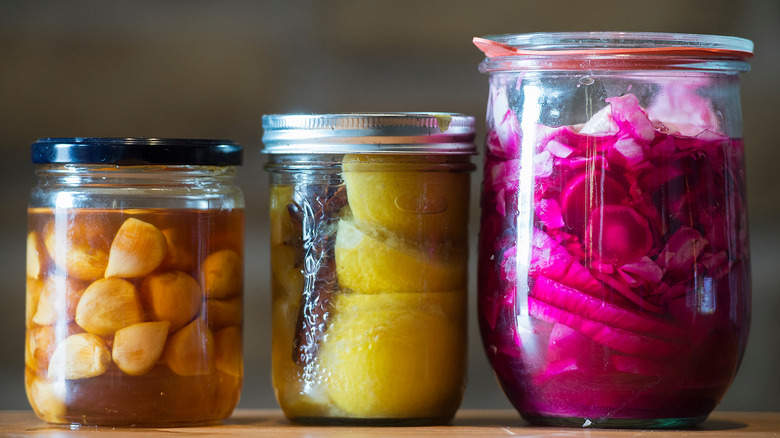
<box><xmin>261</xmin><ymin>113</ymin><xmax>477</xmax><ymax>155</ymax></box>
<box><xmin>32</xmin><ymin>138</ymin><xmax>243</xmax><ymax>165</ymax></box>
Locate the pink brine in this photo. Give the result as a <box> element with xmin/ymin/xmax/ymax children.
<box><xmin>478</xmin><ymin>92</ymin><xmax>750</xmax><ymax>424</ymax></box>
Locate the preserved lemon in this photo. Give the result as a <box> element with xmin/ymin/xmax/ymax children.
<box><xmin>334</xmin><ymin>219</ymin><xmax>466</xmax><ymax>294</ymax></box>
<box><xmin>342</xmin><ymin>155</ymin><xmax>469</xmax><ymax>242</ymax></box>
<box><xmin>319</xmin><ymin>291</ymin><xmax>465</xmax><ymax>418</ymax></box>
<box><xmin>263</xmin><ymin>113</ymin><xmax>475</xmax><ymax>424</ymax></box>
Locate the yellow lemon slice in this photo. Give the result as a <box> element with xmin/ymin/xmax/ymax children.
<box><xmin>342</xmin><ymin>155</ymin><xmax>470</xmax><ymax>242</ymax></box>
<box><xmin>334</xmin><ymin>219</ymin><xmax>466</xmax><ymax>294</ymax></box>
<box><xmin>319</xmin><ymin>291</ymin><xmax>465</xmax><ymax>418</ymax></box>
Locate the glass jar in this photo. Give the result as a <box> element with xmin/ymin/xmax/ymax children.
<box><xmin>475</xmin><ymin>33</ymin><xmax>753</xmax><ymax>428</ymax></box>
<box><xmin>262</xmin><ymin>113</ymin><xmax>475</xmax><ymax>425</ymax></box>
<box><xmin>25</xmin><ymin>138</ymin><xmax>245</xmax><ymax>426</ymax></box>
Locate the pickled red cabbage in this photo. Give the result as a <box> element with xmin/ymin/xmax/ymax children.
<box><xmin>478</xmin><ymin>93</ymin><xmax>750</xmax><ymax>423</ymax></box>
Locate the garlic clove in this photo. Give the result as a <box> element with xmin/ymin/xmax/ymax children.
<box><xmin>32</xmin><ymin>276</ymin><xmax>88</xmax><ymax>326</ymax></box>
<box><xmin>27</xmin><ymin>232</ymin><xmax>46</xmax><ymax>279</ymax></box>
<box><xmin>202</xmin><ymin>249</ymin><xmax>242</xmax><ymax>299</ymax></box>
<box><xmin>160</xmin><ymin>228</ymin><xmax>196</xmax><ymax>272</ymax></box>
<box><xmin>205</xmin><ymin>296</ymin><xmax>242</xmax><ymax>330</ymax></box>
<box><xmin>27</xmin><ymin>377</ymin><xmax>67</xmax><ymax>422</ymax></box>
<box><xmin>140</xmin><ymin>271</ymin><xmax>201</xmax><ymax>332</ymax></box>
<box><xmin>112</xmin><ymin>321</ymin><xmax>170</xmax><ymax>376</ymax></box>
<box><xmin>164</xmin><ymin>318</ymin><xmax>215</xmax><ymax>376</ymax></box>
<box><xmin>43</xmin><ymin>218</ymin><xmax>110</xmax><ymax>281</ymax></box>
<box><xmin>214</xmin><ymin>326</ymin><xmax>243</xmax><ymax>377</ymax></box>
<box><xmin>105</xmin><ymin>218</ymin><xmax>167</xmax><ymax>278</ymax></box>
<box><xmin>47</xmin><ymin>333</ymin><xmax>111</xmax><ymax>380</ymax></box>
<box><xmin>75</xmin><ymin>277</ymin><xmax>144</xmax><ymax>336</ymax></box>
<box><xmin>26</xmin><ymin>323</ymin><xmax>82</xmax><ymax>373</ymax></box>
<box><xmin>26</xmin><ymin>277</ymin><xmax>44</xmax><ymax>328</ymax></box>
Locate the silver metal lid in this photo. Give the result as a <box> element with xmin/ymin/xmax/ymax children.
<box><xmin>261</xmin><ymin>113</ymin><xmax>477</xmax><ymax>155</ymax></box>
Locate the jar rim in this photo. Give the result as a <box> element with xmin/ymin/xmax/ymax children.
<box><xmin>31</xmin><ymin>137</ymin><xmax>243</xmax><ymax>165</ymax></box>
<box><xmin>261</xmin><ymin>113</ymin><xmax>477</xmax><ymax>155</ymax></box>
<box><xmin>477</xmin><ymin>31</ymin><xmax>753</xmax><ymax>72</ymax></box>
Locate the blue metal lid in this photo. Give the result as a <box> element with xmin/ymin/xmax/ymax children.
<box><xmin>32</xmin><ymin>137</ymin><xmax>243</xmax><ymax>165</ymax></box>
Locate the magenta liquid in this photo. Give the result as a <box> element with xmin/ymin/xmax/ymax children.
<box><xmin>477</xmin><ymin>94</ymin><xmax>750</xmax><ymax>426</ymax></box>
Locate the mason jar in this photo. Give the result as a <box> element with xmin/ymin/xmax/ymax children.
<box><xmin>262</xmin><ymin>113</ymin><xmax>475</xmax><ymax>425</ymax></box>
<box><xmin>25</xmin><ymin>138</ymin><xmax>245</xmax><ymax>426</ymax></box>
<box><xmin>474</xmin><ymin>32</ymin><xmax>753</xmax><ymax>428</ymax></box>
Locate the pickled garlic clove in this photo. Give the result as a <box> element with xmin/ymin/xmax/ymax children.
<box><xmin>164</xmin><ymin>318</ymin><xmax>215</xmax><ymax>376</ymax></box>
<box><xmin>214</xmin><ymin>326</ymin><xmax>242</xmax><ymax>377</ymax></box>
<box><xmin>47</xmin><ymin>333</ymin><xmax>111</xmax><ymax>380</ymax></box>
<box><xmin>32</xmin><ymin>276</ymin><xmax>88</xmax><ymax>326</ymax></box>
<box><xmin>26</xmin><ymin>326</ymin><xmax>54</xmax><ymax>372</ymax></box>
<box><xmin>26</xmin><ymin>278</ymin><xmax>44</xmax><ymax>328</ymax></box>
<box><xmin>62</xmin><ymin>247</ymin><xmax>109</xmax><ymax>281</ymax></box>
<box><xmin>112</xmin><ymin>321</ymin><xmax>170</xmax><ymax>376</ymax></box>
<box><xmin>160</xmin><ymin>228</ymin><xmax>196</xmax><ymax>272</ymax></box>
<box><xmin>26</xmin><ymin>323</ymin><xmax>82</xmax><ymax>373</ymax></box>
<box><xmin>27</xmin><ymin>377</ymin><xmax>67</xmax><ymax>422</ymax></box>
<box><xmin>201</xmin><ymin>249</ymin><xmax>242</xmax><ymax>299</ymax></box>
<box><xmin>206</xmin><ymin>296</ymin><xmax>242</xmax><ymax>330</ymax></box>
<box><xmin>105</xmin><ymin>218</ymin><xmax>167</xmax><ymax>278</ymax></box>
<box><xmin>27</xmin><ymin>232</ymin><xmax>46</xmax><ymax>279</ymax></box>
<box><xmin>43</xmin><ymin>219</ymin><xmax>110</xmax><ymax>282</ymax></box>
<box><xmin>140</xmin><ymin>271</ymin><xmax>202</xmax><ymax>332</ymax></box>
<box><xmin>75</xmin><ymin>278</ymin><xmax>144</xmax><ymax>336</ymax></box>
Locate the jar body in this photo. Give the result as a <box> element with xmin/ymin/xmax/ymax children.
<box><xmin>268</xmin><ymin>154</ymin><xmax>470</xmax><ymax>425</ymax></box>
<box><xmin>478</xmin><ymin>68</ymin><xmax>750</xmax><ymax>427</ymax></box>
<box><xmin>25</xmin><ymin>165</ymin><xmax>245</xmax><ymax>426</ymax></box>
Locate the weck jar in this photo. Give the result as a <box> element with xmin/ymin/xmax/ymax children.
<box><xmin>474</xmin><ymin>32</ymin><xmax>753</xmax><ymax>428</ymax></box>
<box><xmin>262</xmin><ymin>113</ymin><xmax>475</xmax><ymax>425</ymax></box>
<box><xmin>25</xmin><ymin>138</ymin><xmax>245</xmax><ymax>426</ymax></box>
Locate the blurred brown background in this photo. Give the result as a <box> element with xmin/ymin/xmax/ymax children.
<box><xmin>1</xmin><ymin>0</ymin><xmax>778</xmax><ymax>412</ymax></box>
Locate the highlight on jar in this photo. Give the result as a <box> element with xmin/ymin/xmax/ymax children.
<box><xmin>25</xmin><ymin>137</ymin><xmax>245</xmax><ymax>426</ymax></box>
<box><xmin>262</xmin><ymin>113</ymin><xmax>476</xmax><ymax>425</ymax></box>
<box><xmin>475</xmin><ymin>32</ymin><xmax>753</xmax><ymax>428</ymax></box>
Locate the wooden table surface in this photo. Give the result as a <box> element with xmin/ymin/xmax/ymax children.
<box><xmin>1</xmin><ymin>410</ymin><xmax>778</xmax><ymax>437</ymax></box>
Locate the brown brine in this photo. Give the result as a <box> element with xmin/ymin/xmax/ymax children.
<box><xmin>26</xmin><ymin>208</ymin><xmax>244</xmax><ymax>426</ymax></box>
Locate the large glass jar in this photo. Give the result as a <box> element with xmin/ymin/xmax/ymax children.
<box><xmin>475</xmin><ymin>33</ymin><xmax>753</xmax><ymax>428</ymax></box>
<box><xmin>26</xmin><ymin>138</ymin><xmax>245</xmax><ymax>426</ymax></box>
<box><xmin>262</xmin><ymin>113</ymin><xmax>475</xmax><ymax>425</ymax></box>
